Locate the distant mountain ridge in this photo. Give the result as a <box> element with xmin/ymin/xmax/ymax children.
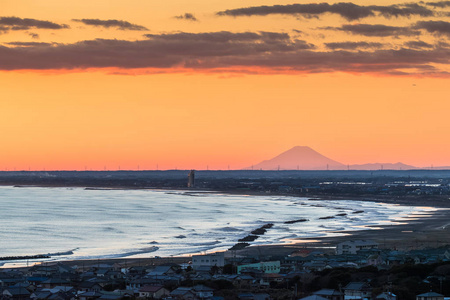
<box><xmin>249</xmin><ymin>146</ymin><xmax>345</xmax><ymax>170</ymax></box>
<box><xmin>249</xmin><ymin>146</ymin><xmax>418</xmax><ymax>170</ymax></box>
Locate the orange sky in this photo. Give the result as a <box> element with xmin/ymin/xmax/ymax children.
<box><xmin>0</xmin><ymin>0</ymin><xmax>449</xmax><ymax>170</ymax></box>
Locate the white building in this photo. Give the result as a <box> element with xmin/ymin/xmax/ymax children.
<box><xmin>336</xmin><ymin>240</ymin><xmax>378</xmax><ymax>255</ymax></box>
<box><xmin>192</xmin><ymin>252</ymin><xmax>225</xmax><ymax>270</ymax></box>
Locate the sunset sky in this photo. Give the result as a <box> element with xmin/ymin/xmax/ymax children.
<box><xmin>1</xmin><ymin>0</ymin><xmax>449</xmax><ymax>170</ymax></box>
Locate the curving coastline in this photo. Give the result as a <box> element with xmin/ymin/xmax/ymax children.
<box><xmin>1</xmin><ymin>180</ymin><xmax>450</xmax><ymax>268</ymax></box>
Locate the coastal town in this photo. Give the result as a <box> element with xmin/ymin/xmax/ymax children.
<box><xmin>2</xmin><ymin>0</ymin><xmax>450</xmax><ymax>299</ymax></box>
<box><xmin>1</xmin><ymin>170</ymin><xmax>450</xmax><ymax>299</ymax></box>
<box><xmin>1</xmin><ymin>240</ymin><xmax>450</xmax><ymax>300</ymax></box>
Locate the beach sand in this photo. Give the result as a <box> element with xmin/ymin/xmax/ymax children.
<box><xmin>235</xmin><ymin>204</ymin><xmax>450</xmax><ymax>257</ymax></box>
<box><xmin>44</xmin><ymin>196</ymin><xmax>450</xmax><ymax>269</ymax></box>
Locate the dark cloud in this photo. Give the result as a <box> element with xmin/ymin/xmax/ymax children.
<box><xmin>0</xmin><ymin>17</ymin><xmax>69</xmax><ymax>31</ymax></box>
<box><xmin>0</xmin><ymin>32</ymin><xmax>299</xmax><ymax>70</ymax></box>
<box><xmin>328</xmin><ymin>24</ymin><xmax>420</xmax><ymax>37</ymax></box>
<box><xmin>415</xmin><ymin>20</ymin><xmax>450</xmax><ymax>36</ymax></box>
<box><xmin>293</xmin><ymin>39</ymin><xmax>316</xmax><ymax>49</ymax></box>
<box><xmin>404</xmin><ymin>40</ymin><xmax>434</xmax><ymax>49</ymax></box>
<box><xmin>6</xmin><ymin>42</ymin><xmax>53</xmax><ymax>47</ymax></box>
<box><xmin>216</xmin><ymin>2</ymin><xmax>434</xmax><ymax>21</ymax></box>
<box><xmin>144</xmin><ymin>31</ymin><xmax>291</xmax><ymax>43</ymax></box>
<box><xmin>325</xmin><ymin>41</ymin><xmax>384</xmax><ymax>50</ymax></box>
<box><xmin>0</xmin><ymin>31</ymin><xmax>448</xmax><ymax>76</ymax></box>
<box><xmin>174</xmin><ymin>13</ymin><xmax>198</xmax><ymax>21</ymax></box>
<box><xmin>29</xmin><ymin>33</ymin><xmax>39</xmax><ymax>39</ymax></box>
<box><xmin>437</xmin><ymin>41</ymin><xmax>450</xmax><ymax>48</ymax></box>
<box><xmin>72</xmin><ymin>19</ymin><xmax>148</xmax><ymax>31</ymax></box>
<box><xmin>425</xmin><ymin>1</ymin><xmax>450</xmax><ymax>8</ymax></box>
<box><xmin>374</xmin><ymin>3</ymin><xmax>434</xmax><ymax>18</ymax></box>
<box><xmin>217</xmin><ymin>3</ymin><xmax>374</xmax><ymax>21</ymax></box>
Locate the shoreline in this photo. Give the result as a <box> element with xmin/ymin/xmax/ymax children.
<box><xmin>8</xmin><ymin>183</ymin><xmax>450</xmax><ymax>209</ymax></box>
<box><xmin>20</xmin><ymin>207</ymin><xmax>450</xmax><ymax>270</ymax></box>
<box><xmin>1</xmin><ymin>184</ymin><xmax>450</xmax><ymax>269</ymax></box>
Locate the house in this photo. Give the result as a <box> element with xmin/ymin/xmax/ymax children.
<box><xmin>26</xmin><ymin>277</ymin><xmax>49</xmax><ymax>286</ymax></box>
<box><xmin>313</xmin><ymin>289</ymin><xmax>343</xmax><ymax>300</ymax></box>
<box><xmin>261</xmin><ymin>273</ymin><xmax>284</xmax><ymax>285</ymax></box>
<box><xmin>170</xmin><ymin>287</ymin><xmax>196</xmax><ymax>300</ymax></box>
<box><xmin>103</xmin><ymin>270</ymin><xmax>124</xmax><ymax>280</ymax></box>
<box><xmin>238</xmin><ymin>293</ymin><xmax>270</xmax><ymax>300</ymax></box>
<box><xmin>237</xmin><ymin>261</ymin><xmax>280</xmax><ymax>274</ymax></box>
<box><xmin>126</xmin><ymin>266</ymin><xmax>147</xmax><ymax>276</ymax></box>
<box><xmin>31</xmin><ymin>290</ymin><xmax>52</xmax><ymax>299</ymax></box>
<box><xmin>336</xmin><ymin>241</ymin><xmax>378</xmax><ymax>255</ymax></box>
<box><xmin>225</xmin><ymin>275</ymin><xmax>255</xmax><ymax>288</ymax></box>
<box><xmin>41</xmin><ymin>278</ymin><xmax>71</xmax><ymax>289</ymax></box>
<box><xmin>27</xmin><ymin>263</ymin><xmax>75</xmax><ymax>277</ymax></box>
<box><xmin>192</xmin><ymin>273</ymin><xmax>213</xmax><ymax>283</ymax></box>
<box><xmin>127</xmin><ymin>278</ymin><xmax>159</xmax><ymax>290</ymax></box>
<box><xmin>192</xmin><ymin>285</ymin><xmax>214</xmax><ymax>299</ymax></box>
<box><xmin>303</xmin><ymin>261</ymin><xmax>327</xmax><ymax>272</ymax></box>
<box><xmin>147</xmin><ymin>265</ymin><xmax>179</xmax><ymax>276</ymax></box>
<box><xmin>3</xmin><ymin>287</ymin><xmax>32</xmax><ymax>299</ymax></box>
<box><xmin>12</xmin><ymin>282</ymin><xmax>35</xmax><ymax>293</ymax></box>
<box><xmin>376</xmin><ymin>292</ymin><xmax>396</xmax><ymax>300</ymax></box>
<box><xmin>98</xmin><ymin>291</ymin><xmax>133</xmax><ymax>300</ymax></box>
<box><xmin>416</xmin><ymin>292</ymin><xmax>444</xmax><ymax>300</ymax></box>
<box><xmin>78</xmin><ymin>291</ymin><xmax>104</xmax><ymax>300</ymax></box>
<box><xmin>78</xmin><ymin>281</ymin><xmax>103</xmax><ymax>293</ymax></box>
<box><xmin>367</xmin><ymin>255</ymin><xmax>385</xmax><ymax>267</ymax></box>
<box><xmin>299</xmin><ymin>295</ymin><xmax>330</xmax><ymax>300</ymax></box>
<box><xmin>41</xmin><ymin>290</ymin><xmax>75</xmax><ymax>300</ymax></box>
<box><xmin>47</xmin><ymin>286</ymin><xmax>75</xmax><ymax>294</ymax></box>
<box><xmin>138</xmin><ymin>285</ymin><xmax>170</xmax><ymax>299</ymax></box>
<box><xmin>147</xmin><ymin>274</ymin><xmax>183</xmax><ymax>285</ymax></box>
<box><xmin>343</xmin><ymin>282</ymin><xmax>372</xmax><ymax>300</ymax></box>
<box><xmin>106</xmin><ymin>290</ymin><xmax>133</xmax><ymax>297</ymax></box>
<box><xmin>192</xmin><ymin>252</ymin><xmax>225</xmax><ymax>270</ymax></box>
<box><xmin>89</xmin><ymin>277</ymin><xmax>111</xmax><ymax>287</ymax></box>
<box><xmin>0</xmin><ymin>277</ymin><xmax>25</xmax><ymax>287</ymax></box>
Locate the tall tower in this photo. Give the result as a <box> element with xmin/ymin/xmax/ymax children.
<box><xmin>187</xmin><ymin>170</ymin><xmax>195</xmax><ymax>188</ymax></box>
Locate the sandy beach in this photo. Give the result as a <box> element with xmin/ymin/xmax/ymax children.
<box><xmin>34</xmin><ymin>194</ymin><xmax>449</xmax><ymax>270</ymax></box>
<box><xmin>1</xmin><ymin>182</ymin><xmax>449</xmax><ymax>269</ymax></box>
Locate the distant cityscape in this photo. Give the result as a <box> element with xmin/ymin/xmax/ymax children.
<box><xmin>0</xmin><ymin>169</ymin><xmax>449</xmax><ymax>204</ymax></box>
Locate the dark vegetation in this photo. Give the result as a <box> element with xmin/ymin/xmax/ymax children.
<box><xmin>298</xmin><ymin>262</ymin><xmax>450</xmax><ymax>300</ymax></box>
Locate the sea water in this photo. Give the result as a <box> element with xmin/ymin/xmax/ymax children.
<box><xmin>0</xmin><ymin>186</ymin><xmax>436</xmax><ymax>266</ymax></box>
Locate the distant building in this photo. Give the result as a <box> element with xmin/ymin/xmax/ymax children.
<box><xmin>300</xmin><ymin>296</ymin><xmax>330</xmax><ymax>300</ymax></box>
<box><xmin>416</xmin><ymin>292</ymin><xmax>444</xmax><ymax>300</ymax></box>
<box><xmin>192</xmin><ymin>252</ymin><xmax>225</xmax><ymax>270</ymax></box>
<box><xmin>170</xmin><ymin>287</ymin><xmax>196</xmax><ymax>300</ymax></box>
<box><xmin>139</xmin><ymin>285</ymin><xmax>170</xmax><ymax>299</ymax></box>
<box><xmin>336</xmin><ymin>240</ymin><xmax>379</xmax><ymax>255</ymax></box>
<box><xmin>237</xmin><ymin>261</ymin><xmax>280</xmax><ymax>274</ymax></box>
<box><xmin>377</xmin><ymin>292</ymin><xmax>397</xmax><ymax>300</ymax></box>
<box><xmin>313</xmin><ymin>289</ymin><xmax>343</xmax><ymax>300</ymax></box>
<box><xmin>343</xmin><ymin>282</ymin><xmax>372</xmax><ymax>300</ymax></box>
<box><xmin>187</xmin><ymin>170</ymin><xmax>195</xmax><ymax>188</ymax></box>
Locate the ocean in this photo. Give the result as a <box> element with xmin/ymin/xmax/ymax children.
<box><xmin>0</xmin><ymin>186</ymin><xmax>436</xmax><ymax>267</ymax></box>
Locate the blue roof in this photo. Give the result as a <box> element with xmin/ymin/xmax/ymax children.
<box><xmin>417</xmin><ymin>292</ymin><xmax>444</xmax><ymax>297</ymax></box>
